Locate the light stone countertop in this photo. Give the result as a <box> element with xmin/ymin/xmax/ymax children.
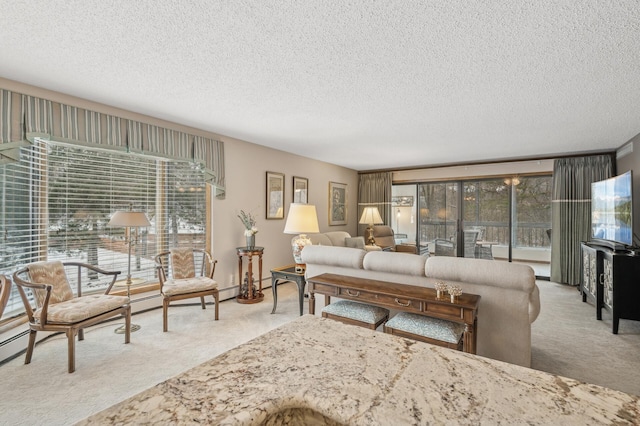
<box><xmin>78</xmin><ymin>315</ymin><xmax>640</xmax><ymax>425</ymax></box>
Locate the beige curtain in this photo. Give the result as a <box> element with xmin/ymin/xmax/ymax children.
<box><xmin>358</xmin><ymin>172</ymin><xmax>392</xmax><ymax>237</ymax></box>
<box><xmin>550</xmin><ymin>154</ymin><xmax>613</xmax><ymax>285</ymax></box>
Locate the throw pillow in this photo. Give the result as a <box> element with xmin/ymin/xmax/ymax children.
<box><xmin>345</xmin><ymin>236</ymin><xmax>365</xmax><ymax>249</ymax></box>
<box><xmin>27</xmin><ymin>261</ymin><xmax>74</xmax><ymax>307</ymax></box>
<box><xmin>170</xmin><ymin>248</ymin><xmax>196</xmax><ymax>279</ymax></box>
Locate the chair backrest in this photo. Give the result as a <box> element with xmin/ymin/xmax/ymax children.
<box><xmin>372</xmin><ymin>225</ymin><xmax>395</xmax><ymax>249</ymax></box>
<box><xmin>157</xmin><ymin>248</ymin><xmax>215</xmax><ymax>281</ymax></box>
<box><xmin>170</xmin><ymin>248</ymin><xmax>196</xmax><ymax>279</ymax></box>
<box><xmin>465</xmin><ymin>226</ymin><xmax>485</xmax><ymax>241</ymax></box>
<box><xmin>0</xmin><ymin>275</ymin><xmax>11</xmax><ymax>319</ymax></box>
<box><xmin>463</xmin><ymin>231</ymin><xmax>479</xmax><ymax>258</ymax></box>
<box><xmin>26</xmin><ymin>261</ymin><xmax>74</xmax><ymax>307</ymax></box>
<box><xmin>434</xmin><ymin>238</ymin><xmax>455</xmax><ymax>256</ymax></box>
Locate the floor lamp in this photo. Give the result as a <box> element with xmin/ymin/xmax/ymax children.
<box><xmin>108</xmin><ymin>210</ymin><xmax>150</xmax><ymax>333</ymax></box>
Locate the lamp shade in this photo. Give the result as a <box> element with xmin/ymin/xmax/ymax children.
<box><xmin>284</xmin><ymin>204</ymin><xmax>319</xmax><ymax>234</ymax></box>
<box><xmin>108</xmin><ymin>211</ymin><xmax>151</xmax><ymax>227</ymax></box>
<box><xmin>358</xmin><ymin>207</ymin><xmax>383</xmax><ymax>225</ymax></box>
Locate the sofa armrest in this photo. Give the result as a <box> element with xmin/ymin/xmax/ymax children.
<box><xmin>529</xmin><ymin>283</ymin><xmax>541</xmax><ymax>323</ymax></box>
<box><xmin>301</xmin><ymin>245</ymin><xmax>366</xmax><ymax>269</ymax></box>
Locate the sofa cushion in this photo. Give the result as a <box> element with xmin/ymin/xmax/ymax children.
<box><xmin>301</xmin><ymin>245</ymin><xmax>366</xmax><ymax>269</ymax></box>
<box><xmin>425</xmin><ymin>256</ymin><xmax>535</xmax><ymax>293</ymax></box>
<box><xmin>345</xmin><ymin>236</ymin><xmax>365</xmax><ymax>249</ymax></box>
<box><xmin>324</xmin><ymin>231</ymin><xmax>352</xmax><ymax>246</ymax></box>
<box><xmin>363</xmin><ymin>251</ymin><xmax>425</xmax><ymax>276</ymax></box>
<box><xmin>308</xmin><ymin>233</ymin><xmax>334</xmax><ymax>246</ymax></box>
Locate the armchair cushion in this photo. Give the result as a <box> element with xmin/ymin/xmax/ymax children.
<box><xmin>170</xmin><ymin>248</ymin><xmax>196</xmax><ymax>279</ymax></box>
<box><xmin>33</xmin><ymin>294</ymin><xmax>129</xmax><ymax>324</ymax></box>
<box><xmin>162</xmin><ymin>276</ymin><xmax>218</xmax><ymax>297</ymax></box>
<box><xmin>27</xmin><ymin>261</ymin><xmax>74</xmax><ymax>307</ymax></box>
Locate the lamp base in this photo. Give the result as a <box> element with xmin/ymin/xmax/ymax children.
<box><xmin>114</xmin><ymin>323</ymin><xmax>141</xmax><ymax>334</ymax></box>
<box><xmin>291</xmin><ymin>234</ymin><xmax>312</xmax><ymax>265</ymax></box>
<box><xmin>366</xmin><ymin>226</ymin><xmax>376</xmax><ymax>245</ymax></box>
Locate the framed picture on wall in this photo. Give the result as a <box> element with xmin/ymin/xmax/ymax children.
<box><xmin>293</xmin><ymin>176</ymin><xmax>308</xmax><ymax>204</ymax></box>
<box><xmin>266</xmin><ymin>171</ymin><xmax>285</xmax><ymax>219</ymax></box>
<box><xmin>328</xmin><ymin>181</ymin><xmax>347</xmax><ymax>225</ymax></box>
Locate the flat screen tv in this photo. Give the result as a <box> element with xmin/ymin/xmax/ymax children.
<box><xmin>591</xmin><ymin>170</ymin><xmax>633</xmax><ymax>248</ymax></box>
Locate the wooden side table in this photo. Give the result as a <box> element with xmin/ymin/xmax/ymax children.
<box><xmin>270</xmin><ymin>264</ymin><xmax>306</xmax><ymax>316</ymax></box>
<box><xmin>236</xmin><ymin>246</ymin><xmax>264</xmax><ymax>304</ymax></box>
<box><xmin>307</xmin><ymin>273</ymin><xmax>480</xmax><ymax>354</ymax></box>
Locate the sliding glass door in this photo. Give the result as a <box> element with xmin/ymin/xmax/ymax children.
<box><xmin>417</xmin><ymin>182</ymin><xmax>460</xmax><ymax>256</ymax></box>
<box><xmin>401</xmin><ymin>175</ymin><xmax>551</xmax><ymax>273</ymax></box>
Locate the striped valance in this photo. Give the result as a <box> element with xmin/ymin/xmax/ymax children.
<box><xmin>0</xmin><ymin>88</ymin><xmax>225</xmax><ymax>197</ymax></box>
<box><xmin>0</xmin><ymin>90</ymin><xmax>27</xmax><ymax>164</ymax></box>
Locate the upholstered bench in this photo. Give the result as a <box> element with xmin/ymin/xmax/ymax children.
<box><xmin>321</xmin><ymin>300</ymin><xmax>389</xmax><ymax>330</ymax></box>
<box><xmin>384</xmin><ymin>312</ymin><xmax>465</xmax><ymax>350</ymax></box>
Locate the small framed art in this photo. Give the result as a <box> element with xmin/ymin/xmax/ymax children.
<box><xmin>328</xmin><ymin>181</ymin><xmax>347</xmax><ymax>225</ymax></box>
<box><xmin>266</xmin><ymin>171</ymin><xmax>285</xmax><ymax>219</ymax></box>
<box><xmin>293</xmin><ymin>176</ymin><xmax>308</xmax><ymax>204</ymax></box>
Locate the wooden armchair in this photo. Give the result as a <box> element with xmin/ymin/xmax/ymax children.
<box><xmin>155</xmin><ymin>248</ymin><xmax>219</xmax><ymax>332</ymax></box>
<box><xmin>372</xmin><ymin>225</ymin><xmax>418</xmax><ymax>254</ymax></box>
<box><xmin>13</xmin><ymin>261</ymin><xmax>130</xmax><ymax>373</ymax></box>
<box><xmin>0</xmin><ymin>274</ymin><xmax>11</xmax><ymax>319</ymax></box>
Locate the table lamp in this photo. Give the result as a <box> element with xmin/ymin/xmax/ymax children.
<box><xmin>359</xmin><ymin>206</ymin><xmax>383</xmax><ymax>245</ymax></box>
<box><xmin>283</xmin><ymin>203</ymin><xmax>319</xmax><ymax>272</ymax></box>
<box><xmin>108</xmin><ymin>210</ymin><xmax>151</xmax><ymax>333</ymax></box>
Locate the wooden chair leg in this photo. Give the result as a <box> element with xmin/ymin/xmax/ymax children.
<box><xmin>124</xmin><ymin>305</ymin><xmax>131</xmax><ymax>344</ymax></box>
<box><xmin>214</xmin><ymin>292</ymin><xmax>219</xmax><ymax>320</ymax></box>
<box><xmin>78</xmin><ymin>328</ymin><xmax>84</xmax><ymax>341</ymax></box>
<box><xmin>67</xmin><ymin>328</ymin><xmax>77</xmax><ymax>373</ymax></box>
<box><xmin>25</xmin><ymin>329</ymin><xmax>37</xmax><ymax>365</ymax></box>
<box><xmin>200</xmin><ymin>296</ymin><xmax>206</xmax><ymax>309</ymax></box>
<box><xmin>163</xmin><ymin>299</ymin><xmax>169</xmax><ymax>332</ymax></box>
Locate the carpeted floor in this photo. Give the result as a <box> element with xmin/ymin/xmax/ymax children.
<box><xmin>531</xmin><ymin>280</ymin><xmax>640</xmax><ymax>396</ymax></box>
<box><xmin>1</xmin><ymin>279</ymin><xmax>639</xmax><ymax>425</ymax></box>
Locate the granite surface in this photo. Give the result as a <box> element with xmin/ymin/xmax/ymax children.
<box><xmin>78</xmin><ymin>315</ymin><xmax>640</xmax><ymax>425</ymax></box>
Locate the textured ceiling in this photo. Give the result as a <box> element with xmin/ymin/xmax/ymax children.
<box><xmin>1</xmin><ymin>1</ymin><xmax>639</xmax><ymax>171</ymax></box>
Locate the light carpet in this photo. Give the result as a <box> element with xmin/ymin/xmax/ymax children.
<box><xmin>1</xmin><ymin>280</ymin><xmax>639</xmax><ymax>425</ymax></box>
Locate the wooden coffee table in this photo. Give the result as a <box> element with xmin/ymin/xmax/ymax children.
<box><xmin>307</xmin><ymin>273</ymin><xmax>480</xmax><ymax>354</ymax></box>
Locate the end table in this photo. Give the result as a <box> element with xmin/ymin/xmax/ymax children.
<box><xmin>270</xmin><ymin>264</ymin><xmax>306</xmax><ymax>316</ymax></box>
<box><xmin>236</xmin><ymin>246</ymin><xmax>264</xmax><ymax>304</ymax></box>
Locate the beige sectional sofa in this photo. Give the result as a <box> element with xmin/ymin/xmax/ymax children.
<box><xmin>307</xmin><ymin>231</ymin><xmax>379</xmax><ymax>251</ymax></box>
<box><xmin>301</xmin><ymin>245</ymin><xmax>540</xmax><ymax>367</ymax></box>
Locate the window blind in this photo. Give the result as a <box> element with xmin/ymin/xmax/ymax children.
<box><xmin>0</xmin><ymin>139</ymin><xmax>206</xmax><ymax>317</ymax></box>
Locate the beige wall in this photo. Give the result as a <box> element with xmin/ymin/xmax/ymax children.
<box><xmin>0</xmin><ymin>78</ymin><xmax>359</xmax><ymax>299</ymax></box>
<box><xmin>214</xmin><ymin>137</ymin><xmax>357</xmax><ymax>297</ymax></box>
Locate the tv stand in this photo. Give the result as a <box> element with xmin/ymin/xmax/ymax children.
<box><xmin>581</xmin><ymin>242</ymin><xmax>640</xmax><ymax>333</ymax></box>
